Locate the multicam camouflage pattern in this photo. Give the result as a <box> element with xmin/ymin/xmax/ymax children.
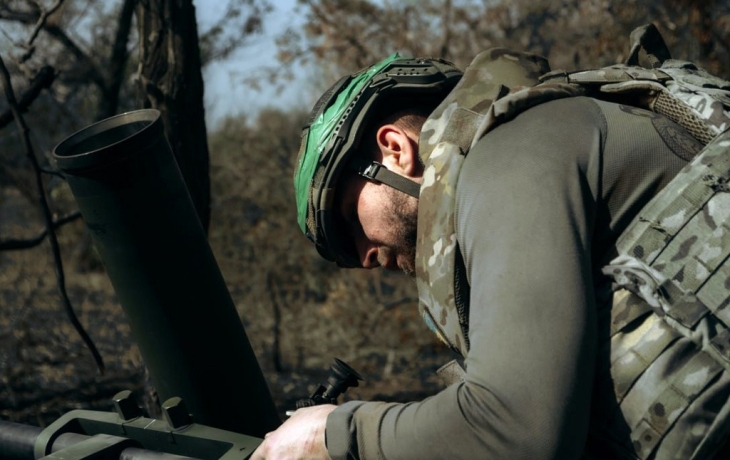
<box><xmin>542</xmin><ymin>62</ymin><xmax>729</xmax><ymax>146</ymax></box>
<box><xmin>594</xmin><ymin>47</ymin><xmax>730</xmax><ymax>459</ymax></box>
<box><xmin>594</xmin><ymin>130</ymin><xmax>730</xmax><ymax>460</ymax></box>
<box><xmin>415</xmin><ymin>25</ymin><xmax>730</xmax><ymax>459</ymax></box>
<box><xmin>663</xmin><ymin>60</ymin><xmax>730</xmax><ymax>135</ymax></box>
<box><xmin>415</xmin><ymin>48</ymin><xmax>551</xmax><ymax>354</ymax></box>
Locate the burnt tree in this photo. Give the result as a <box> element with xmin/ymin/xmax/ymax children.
<box><xmin>136</xmin><ymin>0</ymin><xmax>211</xmax><ymax>232</ymax></box>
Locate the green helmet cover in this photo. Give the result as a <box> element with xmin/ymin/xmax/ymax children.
<box><xmin>294</xmin><ymin>53</ymin><xmax>462</xmax><ymax>267</ymax></box>
<box><xmin>294</xmin><ymin>53</ymin><xmax>400</xmax><ymax>233</ymax></box>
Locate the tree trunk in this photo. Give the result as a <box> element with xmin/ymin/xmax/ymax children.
<box><xmin>135</xmin><ymin>0</ymin><xmax>211</xmax><ymax>232</ymax></box>
<box><xmin>96</xmin><ymin>0</ymin><xmax>138</xmax><ymax>121</ymax></box>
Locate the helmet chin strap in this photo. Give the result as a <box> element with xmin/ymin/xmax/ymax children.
<box><xmin>359</xmin><ymin>161</ymin><xmax>421</xmax><ymax>198</ymax></box>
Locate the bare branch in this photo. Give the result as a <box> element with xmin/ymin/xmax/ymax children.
<box><xmin>0</xmin><ymin>53</ymin><xmax>104</xmax><ymax>374</ymax></box>
<box><xmin>439</xmin><ymin>0</ymin><xmax>453</xmax><ymax>58</ymax></box>
<box><xmin>267</xmin><ymin>272</ymin><xmax>283</xmax><ymax>373</ymax></box>
<box><xmin>307</xmin><ymin>1</ymin><xmax>374</xmax><ymax>68</ymax></box>
<box><xmin>0</xmin><ymin>6</ymin><xmax>107</xmax><ymax>90</ymax></box>
<box><xmin>40</xmin><ymin>166</ymin><xmax>65</xmax><ymax>177</ymax></box>
<box><xmin>0</xmin><ymin>211</ymin><xmax>82</xmax><ymax>251</ymax></box>
<box><xmin>25</xmin><ymin>0</ymin><xmax>65</xmax><ymax>49</ymax></box>
<box><xmin>96</xmin><ymin>0</ymin><xmax>137</xmax><ymax>120</ymax></box>
<box><xmin>0</xmin><ymin>64</ymin><xmax>55</xmax><ymax>130</ymax></box>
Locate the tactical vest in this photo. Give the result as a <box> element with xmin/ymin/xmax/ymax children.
<box><xmin>415</xmin><ymin>25</ymin><xmax>730</xmax><ymax>459</ymax></box>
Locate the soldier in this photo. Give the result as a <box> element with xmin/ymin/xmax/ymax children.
<box><xmin>252</xmin><ymin>48</ymin><xmax>730</xmax><ymax>459</ymax></box>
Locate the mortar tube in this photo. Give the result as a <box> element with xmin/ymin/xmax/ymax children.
<box><xmin>52</xmin><ymin>109</ymin><xmax>280</xmax><ymax>436</ymax></box>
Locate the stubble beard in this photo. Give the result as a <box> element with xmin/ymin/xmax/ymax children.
<box><xmin>380</xmin><ymin>188</ymin><xmax>419</xmax><ymax>277</ymax></box>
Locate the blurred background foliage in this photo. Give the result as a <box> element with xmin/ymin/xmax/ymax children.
<box><xmin>0</xmin><ymin>0</ymin><xmax>728</xmax><ymax>425</ymax></box>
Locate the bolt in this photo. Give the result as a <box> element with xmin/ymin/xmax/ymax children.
<box><xmin>113</xmin><ymin>390</ymin><xmax>143</xmax><ymax>421</ymax></box>
<box><xmin>162</xmin><ymin>397</ymin><xmax>192</xmax><ymax>429</ymax></box>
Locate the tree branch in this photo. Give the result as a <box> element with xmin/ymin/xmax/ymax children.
<box><xmin>0</xmin><ymin>211</ymin><xmax>82</xmax><ymax>251</ymax></box>
<box><xmin>439</xmin><ymin>0</ymin><xmax>453</xmax><ymax>58</ymax></box>
<box><xmin>0</xmin><ymin>53</ymin><xmax>104</xmax><ymax>374</ymax></box>
<box><xmin>0</xmin><ymin>7</ymin><xmax>107</xmax><ymax>90</ymax></box>
<box><xmin>96</xmin><ymin>0</ymin><xmax>137</xmax><ymax>120</ymax></box>
<box><xmin>0</xmin><ymin>65</ymin><xmax>55</xmax><ymax>130</ymax></box>
<box><xmin>24</xmin><ymin>0</ymin><xmax>65</xmax><ymax>50</ymax></box>
<box><xmin>307</xmin><ymin>1</ymin><xmax>374</xmax><ymax>68</ymax></box>
<box><xmin>267</xmin><ymin>272</ymin><xmax>283</xmax><ymax>373</ymax></box>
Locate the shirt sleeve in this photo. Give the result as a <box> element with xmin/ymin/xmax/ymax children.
<box><xmin>325</xmin><ymin>97</ymin><xmax>607</xmax><ymax>460</ymax></box>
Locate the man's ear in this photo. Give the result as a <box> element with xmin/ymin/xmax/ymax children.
<box><xmin>376</xmin><ymin>124</ymin><xmax>422</xmax><ymax>178</ymax></box>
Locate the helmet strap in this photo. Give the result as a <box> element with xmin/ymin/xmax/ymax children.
<box><xmin>359</xmin><ymin>161</ymin><xmax>420</xmax><ymax>198</ymax></box>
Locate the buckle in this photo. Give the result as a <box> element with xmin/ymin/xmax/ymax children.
<box><xmin>359</xmin><ymin>161</ymin><xmax>382</xmax><ymax>183</ymax></box>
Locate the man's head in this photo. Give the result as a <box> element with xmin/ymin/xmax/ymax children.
<box><xmin>335</xmin><ymin>109</ymin><xmax>426</xmax><ymax>275</ymax></box>
<box><xmin>294</xmin><ymin>54</ymin><xmax>462</xmax><ymax>271</ymax></box>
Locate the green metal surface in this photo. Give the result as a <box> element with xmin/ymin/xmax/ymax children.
<box><xmin>35</xmin><ymin>409</ymin><xmax>261</xmax><ymax>460</ymax></box>
<box><xmin>52</xmin><ymin>110</ymin><xmax>280</xmax><ymax>437</ymax></box>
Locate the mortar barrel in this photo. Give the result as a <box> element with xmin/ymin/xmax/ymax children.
<box><xmin>52</xmin><ymin>109</ymin><xmax>280</xmax><ymax>436</ymax></box>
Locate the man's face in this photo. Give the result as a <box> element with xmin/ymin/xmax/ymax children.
<box><xmin>337</xmin><ymin>174</ymin><xmax>419</xmax><ymax>277</ymax></box>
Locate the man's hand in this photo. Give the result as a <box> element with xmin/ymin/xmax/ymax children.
<box><xmin>250</xmin><ymin>404</ymin><xmax>336</xmax><ymax>460</ymax></box>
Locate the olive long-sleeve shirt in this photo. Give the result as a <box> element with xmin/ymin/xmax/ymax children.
<box><xmin>326</xmin><ymin>97</ymin><xmax>700</xmax><ymax>459</ymax></box>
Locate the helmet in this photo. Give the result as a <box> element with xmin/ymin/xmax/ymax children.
<box><xmin>294</xmin><ymin>53</ymin><xmax>463</xmax><ymax>267</ymax></box>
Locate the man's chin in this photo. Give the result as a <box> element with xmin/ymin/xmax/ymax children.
<box><xmin>398</xmin><ymin>258</ymin><xmax>416</xmax><ymax>278</ymax></box>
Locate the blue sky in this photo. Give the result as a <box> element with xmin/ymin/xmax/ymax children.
<box><xmin>197</xmin><ymin>0</ymin><xmax>306</xmax><ymax>128</ymax></box>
